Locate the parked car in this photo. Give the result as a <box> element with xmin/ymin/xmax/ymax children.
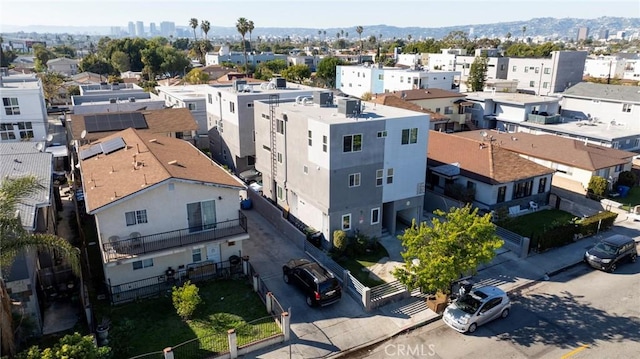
<box><xmin>282</xmin><ymin>258</ymin><xmax>342</xmax><ymax>307</ymax></box>
<box><xmin>238</xmin><ymin>168</ymin><xmax>262</xmax><ymax>183</ymax></box>
<box><xmin>584</xmin><ymin>234</ymin><xmax>637</xmax><ymax>272</ymax></box>
<box><xmin>442</xmin><ymin>285</ymin><xmax>511</xmax><ymax>333</ymax></box>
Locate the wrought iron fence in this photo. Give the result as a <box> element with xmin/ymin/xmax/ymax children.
<box><xmin>236</xmin><ymin>316</ymin><xmax>282</xmax><ymax>347</ymax></box>
<box><xmin>170</xmin><ymin>332</ymin><xmax>230</xmax><ymax>359</ymax></box>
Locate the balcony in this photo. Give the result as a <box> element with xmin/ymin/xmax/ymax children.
<box><xmin>527</xmin><ymin>113</ymin><xmax>561</xmax><ymax>124</ymax></box>
<box><xmin>103</xmin><ymin>211</ymin><xmax>247</xmax><ymax>263</ymax></box>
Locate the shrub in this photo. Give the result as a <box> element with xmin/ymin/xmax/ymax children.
<box><xmin>172</xmin><ymin>280</ymin><xmax>202</xmax><ymax>320</ymax></box>
<box><xmin>588</xmin><ymin>176</ymin><xmax>608</xmax><ymax>197</ymax></box>
<box><xmin>332</xmin><ymin>230</ymin><xmax>347</xmax><ymax>253</ymax></box>
<box><xmin>617</xmin><ymin>170</ymin><xmax>637</xmax><ymax>187</ymax></box>
<box><xmin>17</xmin><ymin>332</ymin><xmax>112</xmax><ymax>359</ymax></box>
<box><xmin>577</xmin><ymin>211</ymin><xmax>617</xmax><ymax>236</ymax></box>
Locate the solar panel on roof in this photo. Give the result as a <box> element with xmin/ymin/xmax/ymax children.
<box><xmin>79</xmin><ymin>145</ymin><xmax>102</xmax><ymax>160</ymax></box>
<box><xmin>84</xmin><ymin>112</ymin><xmax>148</xmax><ymax>133</ymax></box>
<box><xmin>100</xmin><ymin>137</ymin><xmax>126</xmax><ymax>155</ymax></box>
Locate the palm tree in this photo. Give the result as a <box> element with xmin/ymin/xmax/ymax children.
<box><xmin>200</xmin><ymin>20</ymin><xmax>211</xmax><ymax>41</ymax></box>
<box><xmin>506</xmin><ymin>32</ymin><xmax>512</xmax><ymax>40</ymax></box>
<box><xmin>1</xmin><ymin>176</ymin><xmax>81</xmax><ymax>357</ymax></box>
<box><xmin>247</xmin><ymin>20</ymin><xmax>255</xmax><ymax>52</ymax></box>
<box><xmin>521</xmin><ymin>26</ymin><xmax>527</xmax><ymax>41</ymax></box>
<box><xmin>407</xmin><ymin>34</ymin><xmax>412</xmax><ymax>42</ymax></box>
<box><xmin>189</xmin><ymin>18</ymin><xmax>199</xmax><ymax>42</ymax></box>
<box><xmin>236</xmin><ymin>17</ymin><xmax>250</xmax><ymax>75</ymax></box>
<box><xmin>356</xmin><ymin>26</ymin><xmax>364</xmax><ymax>63</ymax></box>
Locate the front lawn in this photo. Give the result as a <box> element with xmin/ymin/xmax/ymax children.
<box><xmin>334</xmin><ymin>243</ymin><xmax>389</xmax><ymax>287</ymax></box>
<box><xmin>497</xmin><ymin>209</ymin><xmax>575</xmax><ymax>239</ymax></box>
<box><xmin>618</xmin><ymin>186</ymin><xmax>640</xmax><ymax>211</ymax></box>
<box><xmin>94</xmin><ymin>279</ymin><xmax>278</xmax><ymax>358</ymax></box>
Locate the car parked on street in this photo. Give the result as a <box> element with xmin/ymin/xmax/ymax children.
<box><xmin>282</xmin><ymin>258</ymin><xmax>342</xmax><ymax>307</ymax></box>
<box><xmin>442</xmin><ymin>285</ymin><xmax>511</xmax><ymax>333</ymax></box>
<box><xmin>584</xmin><ymin>234</ymin><xmax>637</xmax><ymax>272</ymax></box>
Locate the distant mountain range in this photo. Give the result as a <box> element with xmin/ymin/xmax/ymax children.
<box><xmin>2</xmin><ymin>16</ymin><xmax>639</xmax><ymax>40</ymax></box>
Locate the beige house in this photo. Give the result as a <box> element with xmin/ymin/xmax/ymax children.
<box><xmin>46</xmin><ymin>57</ymin><xmax>79</xmax><ymax>76</ymax></box>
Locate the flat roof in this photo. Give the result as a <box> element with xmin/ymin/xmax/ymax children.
<box><xmin>465</xmin><ymin>91</ymin><xmax>559</xmax><ymax>105</ymax></box>
<box><xmin>503</xmin><ymin>117</ymin><xmax>640</xmax><ymax>141</ymax></box>
<box><xmin>1</xmin><ymin>74</ymin><xmax>41</xmax><ymax>89</ymax></box>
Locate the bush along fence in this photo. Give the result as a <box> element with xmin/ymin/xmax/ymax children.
<box><xmin>529</xmin><ymin>211</ymin><xmax>618</xmax><ymax>253</ymax></box>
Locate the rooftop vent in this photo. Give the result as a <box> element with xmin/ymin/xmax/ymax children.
<box><xmin>314</xmin><ymin>91</ymin><xmax>334</xmax><ymax>107</ymax></box>
<box><xmin>338</xmin><ymin>99</ymin><xmax>362</xmax><ymax>118</ymax></box>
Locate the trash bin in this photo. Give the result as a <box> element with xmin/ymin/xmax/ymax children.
<box><xmin>618</xmin><ymin>185</ymin><xmax>630</xmax><ymax>198</ymax></box>
<box><xmin>240</xmin><ymin>198</ymin><xmax>252</xmax><ymax>209</ymax></box>
<box><xmin>307</xmin><ymin>231</ymin><xmax>323</xmax><ymax>248</ymax></box>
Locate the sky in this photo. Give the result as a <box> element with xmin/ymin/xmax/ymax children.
<box><xmin>0</xmin><ymin>0</ymin><xmax>639</xmax><ymax>30</ymax></box>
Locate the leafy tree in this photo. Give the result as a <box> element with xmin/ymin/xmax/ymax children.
<box><xmin>392</xmin><ymin>205</ymin><xmax>503</xmax><ymax>295</ymax></box>
<box><xmin>588</xmin><ymin>175</ymin><xmax>608</xmax><ymax>197</ymax></box>
<box><xmin>442</xmin><ymin>30</ymin><xmax>470</xmax><ymax>49</ymax></box>
<box><xmin>52</xmin><ymin>45</ymin><xmax>76</xmax><ymax>58</ymax></box>
<box><xmin>38</xmin><ymin>72</ymin><xmax>67</xmax><ymax>106</ymax></box>
<box><xmin>173</xmin><ymin>38</ymin><xmax>190</xmax><ymax>50</ymax></box>
<box><xmin>189</xmin><ymin>18</ymin><xmax>199</xmax><ymax>42</ymax></box>
<box><xmin>172</xmin><ymin>280</ymin><xmax>202</xmax><ymax>320</ymax></box>
<box><xmin>188</xmin><ymin>39</ymin><xmax>213</xmax><ymax>65</ymax></box>
<box><xmin>236</xmin><ymin>17</ymin><xmax>251</xmax><ymax>75</ymax></box>
<box><xmin>16</xmin><ymin>332</ymin><xmax>111</xmax><ymax>359</ymax></box>
<box><xmin>33</xmin><ymin>44</ymin><xmax>55</xmax><ymax>72</ymax></box>
<box><xmin>361</xmin><ymin>92</ymin><xmax>373</xmax><ymax>101</ymax></box>
<box><xmin>467</xmin><ymin>55</ymin><xmax>488</xmax><ymax>91</ymax></box>
<box><xmin>316</xmin><ymin>56</ymin><xmax>345</xmax><ymax>88</ymax></box>
<box><xmin>110</xmin><ymin>50</ymin><xmax>130</xmax><ymax>73</ymax></box>
<box><xmin>67</xmin><ymin>85</ymin><xmax>80</xmax><ymax>97</ymax></box>
<box><xmin>184</xmin><ymin>68</ymin><xmax>210</xmax><ymax>84</ymax></box>
<box><xmin>79</xmin><ymin>54</ymin><xmax>114</xmax><ymax>76</ymax></box>
<box><xmin>617</xmin><ymin>170</ymin><xmax>637</xmax><ymax>187</ymax></box>
<box><xmin>281</xmin><ymin>64</ymin><xmax>311</xmax><ymax>83</ymax></box>
<box><xmin>1</xmin><ymin>176</ymin><xmax>81</xmax><ymax>358</ymax></box>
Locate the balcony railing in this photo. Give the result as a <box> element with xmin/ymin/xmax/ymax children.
<box><xmin>103</xmin><ymin>211</ymin><xmax>247</xmax><ymax>262</ymax></box>
<box><xmin>527</xmin><ymin>113</ymin><xmax>561</xmax><ymax>124</ymax></box>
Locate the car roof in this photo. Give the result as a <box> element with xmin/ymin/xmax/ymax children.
<box><xmin>287</xmin><ymin>259</ymin><xmax>334</xmax><ymax>281</ymax></box>
<box><xmin>602</xmin><ymin>234</ymin><xmax>633</xmax><ymax>246</ymax></box>
<box><xmin>473</xmin><ymin>286</ymin><xmax>506</xmax><ymax>300</ymax></box>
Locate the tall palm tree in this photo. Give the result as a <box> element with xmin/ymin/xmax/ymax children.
<box><xmin>200</xmin><ymin>20</ymin><xmax>211</xmax><ymax>41</ymax></box>
<box><xmin>1</xmin><ymin>176</ymin><xmax>81</xmax><ymax>357</ymax></box>
<box><xmin>236</xmin><ymin>17</ymin><xmax>250</xmax><ymax>75</ymax></box>
<box><xmin>189</xmin><ymin>18</ymin><xmax>199</xmax><ymax>42</ymax></box>
<box><xmin>356</xmin><ymin>26</ymin><xmax>364</xmax><ymax>63</ymax></box>
<box><xmin>247</xmin><ymin>20</ymin><xmax>255</xmax><ymax>53</ymax></box>
<box><xmin>521</xmin><ymin>26</ymin><xmax>527</xmax><ymax>41</ymax></box>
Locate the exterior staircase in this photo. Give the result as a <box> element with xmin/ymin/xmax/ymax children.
<box><xmin>465</xmin><ymin>120</ymin><xmax>479</xmax><ymax>131</ymax></box>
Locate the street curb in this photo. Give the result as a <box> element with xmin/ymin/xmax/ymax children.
<box><xmin>327</xmin><ymin>260</ymin><xmax>586</xmax><ymax>359</ymax></box>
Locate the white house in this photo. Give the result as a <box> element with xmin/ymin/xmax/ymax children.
<box><xmin>0</xmin><ymin>69</ymin><xmax>49</xmax><ymax>143</ymax></box>
<box><xmin>583</xmin><ymin>55</ymin><xmax>626</xmax><ymax>79</ymax></box>
<box><xmin>506</xmin><ymin>51</ymin><xmax>588</xmax><ymax>95</ymax></box>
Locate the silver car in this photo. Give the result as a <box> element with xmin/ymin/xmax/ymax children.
<box><xmin>442</xmin><ymin>286</ymin><xmax>511</xmax><ymax>333</ymax></box>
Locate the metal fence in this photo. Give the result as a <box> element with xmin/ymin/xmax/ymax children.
<box><xmin>128</xmin><ymin>351</ymin><xmax>164</xmax><ymax>359</ymax></box>
<box><xmin>370</xmin><ymin>280</ymin><xmax>407</xmax><ymax>303</ymax></box>
<box><xmin>168</xmin><ymin>331</ymin><xmax>230</xmax><ymax>359</ymax></box>
<box><xmin>237</xmin><ymin>316</ymin><xmax>282</xmax><ymax>347</ymax></box>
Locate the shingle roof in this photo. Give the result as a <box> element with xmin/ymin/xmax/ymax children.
<box><xmin>562</xmin><ymin>82</ymin><xmax>640</xmax><ymax>103</ymax></box>
<box><xmin>428</xmin><ymin>130</ymin><xmax>555</xmax><ymax>184</ymax></box>
<box><xmin>0</xmin><ymin>142</ymin><xmax>53</xmax><ymax>230</ymax></box>
<box><xmin>383</xmin><ymin>88</ymin><xmax>465</xmax><ymax>101</ymax></box>
<box><xmin>371</xmin><ymin>95</ymin><xmax>447</xmax><ymax>121</ymax></box>
<box><xmin>79</xmin><ymin>128</ymin><xmax>245</xmax><ymax>213</ymax></box>
<box><xmin>453</xmin><ymin>130</ymin><xmax>634</xmax><ymax>171</ymax></box>
<box><xmin>69</xmin><ymin>108</ymin><xmax>198</xmax><ymax>142</ymax></box>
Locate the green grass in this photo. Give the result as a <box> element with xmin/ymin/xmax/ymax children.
<box><xmin>94</xmin><ymin>279</ymin><xmax>278</xmax><ymax>357</ymax></box>
<box><xmin>335</xmin><ymin>244</ymin><xmax>389</xmax><ymax>287</ymax></box>
<box><xmin>618</xmin><ymin>186</ymin><xmax>640</xmax><ymax>211</ymax></box>
<box><xmin>498</xmin><ymin>209</ymin><xmax>575</xmax><ymax>239</ymax></box>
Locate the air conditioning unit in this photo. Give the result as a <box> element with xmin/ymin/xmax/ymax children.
<box><xmin>129</xmin><ymin>97</ymin><xmax>136</xmax><ymax>102</ymax></box>
<box><xmin>109</xmin><ymin>98</ymin><xmax>117</xmax><ymax>104</ymax></box>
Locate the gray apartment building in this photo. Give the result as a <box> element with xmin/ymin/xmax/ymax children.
<box><xmin>507</xmin><ymin>51</ymin><xmax>588</xmax><ymax>95</ymax></box>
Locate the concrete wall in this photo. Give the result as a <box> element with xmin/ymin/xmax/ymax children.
<box><xmin>561</xmin><ymin>97</ymin><xmax>639</xmax><ymax>131</ymax></box>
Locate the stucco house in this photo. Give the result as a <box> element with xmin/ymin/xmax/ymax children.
<box><xmin>46</xmin><ymin>57</ymin><xmax>79</xmax><ymax>76</ymax></box>
<box><xmin>77</xmin><ymin>128</ymin><xmax>248</xmax><ymax>303</ymax></box>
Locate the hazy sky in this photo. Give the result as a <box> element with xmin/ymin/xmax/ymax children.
<box><xmin>1</xmin><ymin>0</ymin><xmax>639</xmax><ymax>29</ymax></box>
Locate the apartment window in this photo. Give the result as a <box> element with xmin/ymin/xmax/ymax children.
<box><xmin>0</xmin><ymin>124</ymin><xmax>15</xmax><ymax>140</ymax></box>
<box><xmin>401</xmin><ymin>128</ymin><xmax>418</xmax><ymax>145</ymax></box>
<box><xmin>188</xmin><ymin>103</ymin><xmax>196</xmax><ymax>110</ymax></box>
<box><xmin>322</xmin><ymin>135</ymin><xmax>327</xmax><ymax>152</ymax></box>
<box><xmin>512</xmin><ymin>66</ymin><xmax>517</xmax><ymax>72</ymax></box>
<box><xmin>615</xmin><ymin>164</ymin><xmax>624</xmax><ymax>172</ymax></box>
<box><xmin>371</xmin><ymin>208</ymin><xmax>380</xmax><ymax>225</ymax></box>
<box><xmin>377</xmin><ymin>131</ymin><xmax>387</xmax><ymax>138</ymax></box>
<box><xmin>308</xmin><ymin>130</ymin><xmax>312</xmax><ymax>146</ymax></box>
<box><xmin>538</xmin><ymin>177</ymin><xmax>547</xmax><ymax>193</ymax></box>
<box><xmin>622</xmin><ymin>103</ymin><xmax>632</xmax><ymax>113</ymax></box>
<box><xmin>261</xmin><ymin>113</ymin><xmax>270</xmax><ymax>120</ymax></box>
<box><xmin>262</xmin><ymin>144</ymin><xmax>271</xmax><ymax>152</ymax></box>
<box><xmin>524</xmin><ymin>67</ymin><xmax>529</xmax><ymax>73</ymax></box>
<box><xmin>229</xmin><ymin>101</ymin><xmax>235</xmax><ymax>113</ymax></box>
<box><xmin>247</xmin><ymin>103</ymin><xmax>253</xmax><ymax>108</ymax></box>
<box><xmin>277</xmin><ymin>119</ymin><xmax>284</xmax><ymax>134</ymax></box>
<box><xmin>277</xmin><ymin>186</ymin><xmax>283</xmax><ymax>200</ymax></box>
<box><xmin>303</xmin><ymin>165</ymin><xmax>308</xmax><ymax>174</ymax></box>
<box><xmin>133</xmin><ymin>258</ymin><xmax>154</xmax><ymax>270</ymax></box>
<box><xmin>348</xmin><ymin>173</ymin><xmax>361</xmax><ymax>187</ymax></box>
<box><xmin>376</xmin><ymin>169</ymin><xmax>383</xmax><ymax>186</ymax></box>
<box><xmin>125</xmin><ymin>210</ymin><xmax>148</xmax><ymax>226</ymax></box>
<box><xmin>208</xmin><ymin>94</ymin><xmax>213</xmax><ymax>104</ymax></box>
<box><xmin>543</xmin><ymin>82</ymin><xmax>549</xmax><ymax>89</ymax></box>
<box><xmin>342</xmin><ymin>214</ymin><xmax>351</xmax><ymax>231</ymax></box>
<box><xmin>444</xmin><ymin>106</ymin><xmax>453</xmax><ymax>115</ymax></box>
<box><xmin>2</xmin><ymin>97</ymin><xmax>20</xmax><ymax>115</ymax></box>
<box><xmin>400</xmin><ymin>76</ymin><xmax>404</xmax><ymax>82</ymax></box>
<box><xmin>386</xmin><ymin>168</ymin><xmax>394</xmax><ymax>184</ymax></box>
<box><xmin>500</xmin><ymin>64</ymin><xmax>505</xmax><ymax>71</ymax></box>
<box><xmin>186</xmin><ymin>200</ymin><xmax>217</xmax><ymax>232</ymax></box>
<box><xmin>529</xmin><ymin>81</ymin><xmax>535</xmax><ymax>87</ymax></box>
<box><xmin>277</xmin><ymin>152</ymin><xmax>283</xmax><ymax>163</ymax></box>
<box><xmin>535</xmin><ymin>67</ymin><xmax>540</xmax><ymax>74</ymax></box>
<box><xmin>497</xmin><ymin>186</ymin><xmax>506</xmax><ymax>203</ymax></box>
<box><xmin>544</xmin><ymin>67</ymin><xmax>551</xmax><ymax>74</ymax></box>
<box><xmin>513</xmin><ymin>180</ymin><xmax>533</xmax><ymax>199</ymax></box>
<box><xmin>378</xmin><ymin>74</ymin><xmax>383</xmax><ymax>80</ymax></box>
<box><xmin>435</xmin><ymin>107</ymin><xmax>441</xmax><ymax>113</ymax></box>
<box><xmin>192</xmin><ymin>248</ymin><xmax>202</xmax><ymax>262</ymax></box>
<box><xmin>343</xmin><ymin>134</ymin><xmax>362</xmax><ymax>152</ymax></box>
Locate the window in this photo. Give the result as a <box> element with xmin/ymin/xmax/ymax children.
<box><xmin>538</xmin><ymin>177</ymin><xmax>547</xmax><ymax>193</ymax></box>
<box><xmin>543</xmin><ymin>82</ymin><xmax>549</xmax><ymax>89</ymax></box>
<box><xmin>342</xmin><ymin>214</ymin><xmax>351</xmax><ymax>230</ymax></box>
<box><xmin>378</xmin><ymin>74</ymin><xmax>383</xmax><ymax>80</ymax></box>
<box><xmin>535</xmin><ymin>67</ymin><xmax>540</xmax><ymax>74</ymax></box>
<box><xmin>513</xmin><ymin>180</ymin><xmax>533</xmax><ymax>199</ymax></box>
<box><xmin>277</xmin><ymin>152</ymin><xmax>283</xmax><ymax>163</ymax></box>
<box><xmin>343</xmin><ymin>134</ymin><xmax>362</xmax><ymax>152</ymax></box>
<box><xmin>2</xmin><ymin>97</ymin><xmax>20</xmax><ymax>115</ymax></box>
<box><xmin>376</xmin><ymin>169</ymin><xmax>383</xmax><ymax>186</ymax></box>
<box><xmin>371</xmin><ymin>208</ymin><xmax>380</xmax><ymax>225</ymax></box>
<box><xmin>497</xmin><ymin>186</ymin><xmax>506</xmax><ymax>203</ymax></box>
<box><xmin>322</xmin><ymin>135</ymin><xmax>327</xmax><ymax>152</ymax></box>
<box><xmin>247</xmin><ymin>103</ymin><xmax>253</xmax><ymax>108</ymax></box>
<box><xmin>186</xmin><ymin>200</ymin><xmax>216</xmax><ymax>232</ymax></box>
<box><xmin>187</xmin><ymin>103</ymin><xmax>196</xmax><ymax>110</ymax></box>
<box><xmin>277</xmin><ymin>119</ymin><xmax>284</xmax><ymax>134</ymax></box>
<box><xmin>229</xmin><ymin>101</ymin><xmax>235</xmax><ymax>113</ymax></box>
<box><xmin>615</xmin><ymin>164</ymin><xmax>624</xmax><ymax>172</ymax></box>
<box><xmin>192</xmin><ymin>248</ymin><xmax>202</xmax><ymax>262</ymax></box>
<box><xmin>348</xmin><ymin>173</ymin><xmax>361</xmax><ymax>187</ymax></box>
<box><xmin>303</xmin><ymin>165</ymin><xmax>308</xmax><ymax>174</ymax></box>
<box><xmin>377</xmin><ymin>131</ymin><xmax>387</xmax><ymax>138</ymax></box>
<box><xmin>277</xmin><ymin>186</ymin><xmax>283</xmax><ymax>199</ymax></box>
<box><xmin>401</xmin><ymin>128</ymin><xmax>418</xmax><ymax>145</ymax></box>
<box><xmin>218</xmin><ymin>119</ymin><xmax>223</xmax><ymax>133</ymax></box>
<box><xmin>524</xmin><ymin>67</ymin><xmax>529</xmax><ymax>73</ymax></box>
<box><xmin>444</xmin><ymin>106</ymin><xmax>453</xmax><ymax>115</ymax></box>
<box><xmin>400</xmin><ymin>76</ymin><xmax>404</xmax><ymax>83</ymax></box>
<box><xmin>386</xmin><ymin>168</ymin><xmax>394</xmax><ymax>184</ymax></box>
<box><xmin>308</xmin><ymin>130</ymin><xmax>312</xmax><ymax>146</ymax></box>
<box><xmin>435</xmin><ymin>107</ymin><xmax>441</xmax><ymax>113</ymax></box>
<box><xmin>529</xmin><ymin>81</ymin><xmax>535</xmax><ymax>87</ymax></box>
<box><xmin>261</xmin><ymin>113</ymin><xmax>270</xmax><ymax>120</ymax></box>
<box><xmin>0</xmin><ymin>124</ymin><xmax>15</xmax><ymax>140</ymax></box>
<box><xmin>125</xmin><ymin>210</ymin><xmax>148</xmax><ymax>226</ymax></box>
<box><xmin>512</xmin><ymin>66</ymin><xmax>517</xmax><ymax>72</ymax></box>
<box><xmin>208</xmin><ymin>94</ymin><xmax>213</xmax><ymax>104</ymax></box>
<box><xmin>544</xmin><ymin>67</ymin><xmax>551</xmax><ymax>74</ymax></box>
<box><xmin>622</xmin><ymin>103</ymin><xmax>632</xmax><ymax>113</ymax></box>
<box><xmin>133</xmin><ymin>258</ymin><xmax>154</xmax><ymax>270</ymax></box>
<box><xmin>467</xmin><ymin>181</ymin><xmax>476</xmax><ymax>190</ymax></box>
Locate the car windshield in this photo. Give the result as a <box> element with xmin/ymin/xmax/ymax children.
<box><xmin>593</xmin><ymin>242</ymin><xmax>618</xmax><ymax>255</ymax></box>
<box><xmin>455</xmin><ymin>295</ymin><xmax>482</xmax><ymax>314</ymax></box>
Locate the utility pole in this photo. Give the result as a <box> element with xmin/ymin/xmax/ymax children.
<box><xmin>607</xmin><ymin>60</ymin><xmax>612</xmax><ymax>85</ymax></box>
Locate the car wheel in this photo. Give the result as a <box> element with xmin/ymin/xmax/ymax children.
<box><xmin>609</xmin><ymin>263</ymin><xmax>617</xmax><ymax>272</ymax></box>
<box><xmin>501</xmin><ymin>308</ymin><xmax>510</xmax><ymax>319</ymax></box>
<box><xmin>283</xmin><ymin>273</ymin><xmax>290</xmax><ymax>284</ymax></box>
<box><xmin>467</xmin><ymin>323</ymin><xmax>477</xmax><ymax>333</ymax></box>
<box><xmin>306</xmin><ymin>295</ymin><xmax>315</xmax><ymax>307</ymax></box>
<box><xmin>631</xmin><ymin>254</ymin><xmax>637</xmax><ymax>263</ymax></box>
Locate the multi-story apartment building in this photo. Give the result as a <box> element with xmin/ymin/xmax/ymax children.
<box><xmin>153</xmin><ymin>85</ymin><xmax>210</xmax><ymax>148</ymax></box>
<box><xmin>203</xmin><ymin>79</ymin><xmax>318</xmax><ymax>173</ymax></box>
<box><xmin>205</xmin><ymin>45</ymin><xmax>287</xmax><ymax>67</ymax></box>
<box><xmin>424</xmin><ymin>48</ymin><xmax>467</xmax><ymax>72</ymax></box>
<box><xmin>253</xmin><ymin>93</ymin><xmax>429</xmax><ymax>244</ymax></box>
<box><xmin>0</xmin><ymin>69</ymin><xmax>48</xmax><ymax>142</ymax></box>
<box><xmin>454</xmin><ymin>49</ymin><xmax>509</xmax><ymax>92</ymax></box>
<box><xmin>506</xmin><ymin>51</ymin><xmax>588</xmax><ymax>95</ymax></box>
<box><xmin>584</xmin><ymin>55</ymin><xmax>626</xmax><ymax>79</ymax></box>
<box><xmin>577</xmin><ymin>27</ymin><xmax>589</xmax><ymax>41</ymax></box>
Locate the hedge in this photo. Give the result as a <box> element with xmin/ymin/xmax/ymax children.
<box><xmin>531</xmin><ymin>211</ymin><xmax>618</xmax><ymax>252</ymax></box>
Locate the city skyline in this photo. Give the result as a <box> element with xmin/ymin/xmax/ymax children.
<box><xmin>1</xmin><ymin>0</ymin><xmax>638</xmax><ymax>32</ymax></box>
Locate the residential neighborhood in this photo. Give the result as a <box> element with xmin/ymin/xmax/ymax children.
<box><xmin>1</xmin><ymin>6</ymin><xmax>640</xmax><ymax>359</ymax></box>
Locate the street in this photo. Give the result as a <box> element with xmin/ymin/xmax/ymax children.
<box><xmin>346</xmin><ymin>261</ymin><xmax>640</xmax><ymax>359</ymax></box>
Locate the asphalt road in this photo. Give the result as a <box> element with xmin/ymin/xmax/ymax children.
<box><xmin>346</xmin><ymin>261</ymin><xmax>640</xmax><ymax>359</ymax></box>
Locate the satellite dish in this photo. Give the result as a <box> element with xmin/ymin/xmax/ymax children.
<box><xmin>35</xmin><ymin>142</ymin><xmax>44</xmax><ymax>151</ymax></box>
<box><xmin>480</xmin><ymin>130</ymin><xmax>488</xmax><ymax>138</ymax></box>
<box><xmin>81</xmin><ymin>130</ymin><xmax>87</xmax><ymax>139</ymax></box>
<box><xmin>46</xmin><ymin>134</ymin><xmax>54</xmax><ymax>142</ymax></box>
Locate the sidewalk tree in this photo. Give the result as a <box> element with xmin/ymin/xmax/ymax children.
<box><xmin>467</xmin><ymin>54</ymin><xmax>489</xmax><ymax>92</ymax></box>
<box><xmin>392</xmin><ymin>205</ymin><xmax>503</xmax><ymax>295</ymax></box>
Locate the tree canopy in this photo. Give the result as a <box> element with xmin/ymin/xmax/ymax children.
<box><xmin>467</xmin><ymin>55</ymin><xmax>489</xmax><ymax>91</ymax></box>
<box><xmin>392</xmin><ymin>205</ymin><xmax>503</xmax><ymax>294</ymax></box>
<box><xmin>316</xmin><ymin>56</ymin><xmax>345</xmax><ymax>88</ymax></box>
<box><xmin>281</xmin><ymin>64</ymin><xmax>311</xmax><ymax>83</ymax></box>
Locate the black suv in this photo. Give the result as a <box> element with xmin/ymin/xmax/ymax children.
<box><xmin>283</xmin><ymin>259</ymin><xmax>342</xmax><ymax>307</ymax></box>
<box><xmin>584</xmin><ymin>234</ymin><xmax>637</xmax><ymax>272</ymax></box>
